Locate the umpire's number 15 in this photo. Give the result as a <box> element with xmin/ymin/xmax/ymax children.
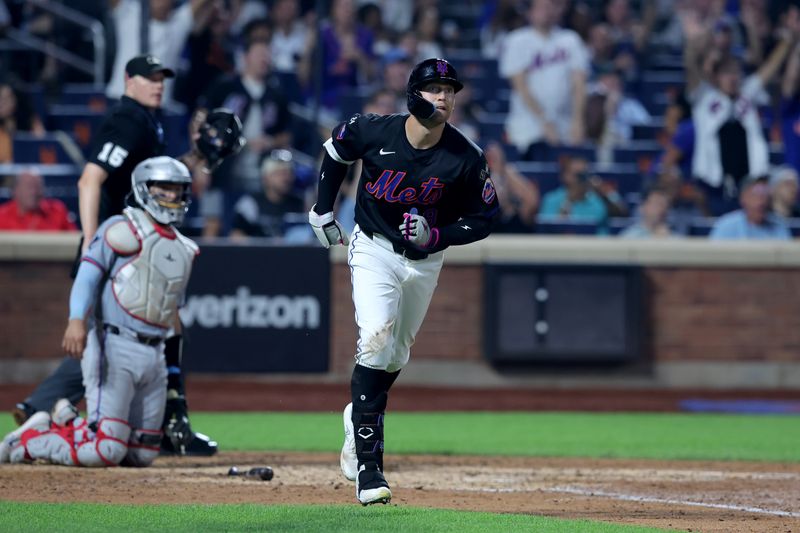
<box><xmin>97</xmin><ymin>142</ymin><xmax>129</xmax><ymax>168</ymax></box>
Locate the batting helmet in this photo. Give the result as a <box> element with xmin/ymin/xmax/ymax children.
<box><xmin>196</xmin><ymin>108</ymin><xmax>245</xmax><ymax>171</ymax></box>
<box><xmin>406</xmin><ymin>58</ymin><xmax>463</xmax><ymax>120</ymax></box>
<box><xmin>131</xmin><ymin>156</ymin><xmax>192</xmax><ymax>226</ymax></box>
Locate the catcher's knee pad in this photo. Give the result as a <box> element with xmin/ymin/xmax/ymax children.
<box><xmin>352</xmin><ymin>391</ymin><xmax>387</xmax><ymax>471</ymax></box>
<box><xmin>76</xmin><ymin>418</ymin><xmax>131</xmax><ymax>467</ymax></box>
<box><xmin>123</xmin><ymin>428</ymin><xmax>162</xmax><ymax>467</ymax></box>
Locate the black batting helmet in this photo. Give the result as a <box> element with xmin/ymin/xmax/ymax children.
<box><xmin>196</xmin><ymin>108</ymin><xmax>246</xmax><ymax>171</ymax></box>
<box><xmin>406</xmin><ymin>58</ymin><xmax>463</xmax><ymax>120</ymax></box>
<box><xmin>407</xmin><ymin>58</ymin><xmax>463</xmax><ymax>94</ymax></box>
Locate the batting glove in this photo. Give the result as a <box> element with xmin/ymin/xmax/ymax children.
<box><xmin>309</xmin><ymin>207</ymin><xmax>350</xmax><ymax>248</ymax></box>
<box><xmin>399</xmin><ymin>212</ymin><xmax>438</xmax><ymax>249</ymax></box>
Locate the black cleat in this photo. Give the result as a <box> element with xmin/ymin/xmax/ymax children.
<box><xmin>159</xmin><ymin>431</ymin><xmax>219</xmax><ymax>456</ymax></box>
<box><xmin>356</xmin><ymin>462</ymin><xmax>392</xmax><ymax>505</ymax></box>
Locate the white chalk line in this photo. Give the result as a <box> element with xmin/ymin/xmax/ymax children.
<box><xmin>464</xmin><ymin>485</ymin><xmax>800</xmax><ymax>518</ymax></box>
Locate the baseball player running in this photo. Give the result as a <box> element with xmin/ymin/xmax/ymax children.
<box><xmin>309</xmin><ymin>58</ymin><xmax>499</xmax><ymax>505</ymax></box>
<box><xmin>11</xmin><ymin>99</ymin><xmax>244</xmax><ymax>456</ymax></box>
<box><xmin>0</xmin><ymin>157</ymin><xmax>198</xmax><ymax>467</ymax></box>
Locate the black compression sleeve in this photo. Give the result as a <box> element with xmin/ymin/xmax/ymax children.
<box><xmin>314</xmin><ymin>153</ymin><xmax>350</xmax><ymax>214</ymax></box>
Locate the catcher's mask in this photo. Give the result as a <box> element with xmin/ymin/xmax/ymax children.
<box><xmin>131</xmin><ymin>156</ymin><xmax>192</xmax><ymax>226</ymax></box>
<box><xmin>406</xmin><ymin>58</ymin><xmax>463</xmax><ymax>120</ymax></box>
<box><xmin>196</xmin><ymin>108</ymin><xmax>245</xmax><ymax>171</ymax></box>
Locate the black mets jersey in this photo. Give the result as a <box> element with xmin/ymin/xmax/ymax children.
<box><xmin>325</xmin><ymin>113</ymin><xmax>499</xmax><ymax>253</ymax></box>
<box><xmin>87</xmin><ymin>95</ymin><xmax>167</xmax><ymax>223</ymax></box>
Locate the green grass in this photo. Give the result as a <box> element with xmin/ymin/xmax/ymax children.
<box><xmin>0</xmin><ymin>502</ymin><xmax>675</xmax><ymax>533</ymax></box>
<box><xmin>2</xmin><ymin>411</ymin><xmax>795</xmax><ymax>532</ymax></box>
<box><xmin>176</xmin><ymin>411</ymin><xmax>800</xmax><ymax>462</ymax></box>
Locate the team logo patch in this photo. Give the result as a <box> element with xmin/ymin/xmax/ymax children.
<box><xmin>436</xmin><ymin>61</ymin><xmax>448</xmax><ymax>76</ymax></box>
<box><xmin>482</xmin><ymin>178</ymin><xmax>496</xmax><ymax>204</ymax></box>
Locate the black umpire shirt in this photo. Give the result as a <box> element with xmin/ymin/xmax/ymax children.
<box><xmin>325</xmin><ymin>113</ymin><xmax>499</xmax><ymax>255</ymax></box>
<box><xmin>87</xmin><ymin>95</ymin><xmax>166</xmax><ymax>223</ymax></box>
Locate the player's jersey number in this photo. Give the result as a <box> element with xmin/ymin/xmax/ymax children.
<box><xmin>96</xmin><ymin>142</ymin><xmax>129</xmax><ymax>168</ymax></box>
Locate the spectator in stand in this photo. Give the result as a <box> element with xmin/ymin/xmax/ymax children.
<box><xmin>298</xmin><ymin>0</ymin><xmax>376</xmax><ymax>122</ymax></box>
<box><xmin>538</xmin><ymin>156</ymin><xmax>624</xmax><ymax>232</ymax></box>
<box><xmin>780</xmin><ymin>20</ymin><xmax>800</xmax><ymax>174</ymax></box>
<box><xmin>177</xmin><ymin>1</ymin><xmax>236</xmax><ymax>109</ymax></box>
<box><xmin>227</xmin><ymin>0</ymin><xmax>268</xmax><ymax>38</ymax></box>
<box><xmin>362</xmin><ymin>87</ymin><xmax>398</xmax><ymax>116</ymax></box>
<box><xmin>585</xmin><ymin>68</ymin><xmax>651</xmax><ymax>150</ymax></box>
<box><xmin>412</xmin><ymin>5</ymin><xmax>445</xmax><ymax>63</ymax></box>
<box><xmin>380</xmin><ymin>48</ymin><xmax>413</xmax><ymax>112</ymax></box>
<box><xmin>650</xmin><ymin>164</ymin><xmax>708</xmax><ymax>234</ymax></box>
<box><xmin>229</xmin><ymin>149</ymin><xmax>308</xmax><ymax>241</ymax></box>
<box><xmin>479</xmin><ymin>0</ymin><xmax>526</xmax><ymax>59</ymax></box>
<box><xmin>0</xmin><ymin>80</ymin><xmax>45</xmax><ymax>162</ymax></box>
<box><xmin>656</xmin><ymin>90</ymin><xmax>695</xmax><ymax>179</ymax></box>
<box><xmin>689</xmin><ymin>21</ymin><xmax>797</xmax><ymax>216</ymax></box>
<box><xmin>485</xmin><ymin>141</ymin><xmax>538</xmax><ymax>233</ymax></box>
<box><xmin>499</xmin><ymin>0</ymin><xmax>589</xmax><ymax>161</ymax></box>
<box><xmin>602</xmin><ymin>0</ymin><xmax>651</xmax><ymax>88</ymax></box>
<box><xmin>0</xmin><ymin>81</ymin><xmax>45</xmax><ymax>135</ymax></box>
<box><xmin>710</xmin><ymin>177</ymin><xmax>791</xmax><ymax>240</ymax></box>
<box><xmin>769</xmin><ymin>165</ymin><xmax>800</xmax><ymax>219</ymax></box>
<box><xmin>271</xmin><ymin>0</ymin><xmax>311</xmax><ymax>77</ymax></box>
<box><xmin>0</xmin><ymin>171</ymin><xmax>76</xmax><ymax>231</ymax></box>
<box><xmin>358</xmin><ymin>3</ymin><xmax>392</xmax><ymax>58</ymax></box>
<box><xmin>619</xmin><ymin>187</ymin><xmax>674</xmax><ymax>238</ymax></box>
<box><xmin>106</xmin><ymin>0</ymin><xmax>215</xmax><ymax>107</ymax></box>
<box><xmin>201</xmin><ymin>39</ymin><xmax>292</xmax><ymax>194</ymax></box>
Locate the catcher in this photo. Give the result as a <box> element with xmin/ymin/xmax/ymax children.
<box><xmin>11</xmin><ymin>107</ymin><xmax>244</xmax><ymax>456</ymax></box>
<box><xmin>0</xmin><ymin>157</ymin><xmax>198</xmax><ymax>467</ymax></box>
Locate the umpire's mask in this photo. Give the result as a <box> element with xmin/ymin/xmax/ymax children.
<box><xmin>406</xmin><ymin>58</ymin><xmax>463</xmax><ymax>120</ymax></box>
<box><xmin>131</xmin><ymin>156</ymin><xmax>193</xmax><ymax>226</ymax></box>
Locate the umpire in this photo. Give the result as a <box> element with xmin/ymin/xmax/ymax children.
<box><xmin>79</xmin><ymin>54</ymin><xmax>172</xmax><ymax>252</ymax></box>
<box><xmin>11</xmin><ymin>55</ymin><xmax>238</xmax><ymax>456</ymax></box>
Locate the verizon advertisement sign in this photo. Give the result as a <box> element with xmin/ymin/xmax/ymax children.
<box><xmin>181</xmin><ymin>245</ymin><xmax>330</xmax><ymax>373</ymax></box>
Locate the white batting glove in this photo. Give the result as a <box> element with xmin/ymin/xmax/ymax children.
<box><xmin>309</xmin><ymin>207</ymin><xmax>350</xmax><ymax>248</ymax></box>
<box><xmin>399</xmin><ymin>212</ymin><xmax>433</xmax><ymax>248</ymax></box>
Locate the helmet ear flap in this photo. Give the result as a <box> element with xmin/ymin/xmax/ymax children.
<box><xmin>406</xmin><ymin>89</ymin><xmax>436</xmax><ymax>120</ymax></box>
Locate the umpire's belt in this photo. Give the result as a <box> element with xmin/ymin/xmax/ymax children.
<box><xmin>362</xmin><ymin>230</ymin><xmax>429</xmax><ymax>261</ymax></box>
<box><xmin>104</xmin><ymin>324</ymin><xmax>164</xmax><ymax>347</ymax></box>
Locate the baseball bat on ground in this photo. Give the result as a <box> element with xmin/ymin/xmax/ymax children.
<box><xmin>227</xmin><ymin>466</ymin><xmax>274</xmax><ymax>481</ymax></box>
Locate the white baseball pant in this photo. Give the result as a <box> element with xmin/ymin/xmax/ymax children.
<box><xmin>348</xmin><ymin>225</ymin><xmax>444</xmax><ymax>372</ymax></box>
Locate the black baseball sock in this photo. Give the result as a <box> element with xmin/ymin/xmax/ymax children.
<box><xmin>164</xmin><ymin>335</ymin><xmax>185</xmax><ymax>395</ymax></box>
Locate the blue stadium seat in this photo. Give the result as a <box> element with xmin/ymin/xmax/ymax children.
<box><xmin>59</xmin><ymin>84</ymin><xmax>109</xmax><ymax>110</ymax></box>
<box><xmin>12</xmin><ymin>133</ymin><xmax>82</xmax><ymax>165</ymax></box>
<box><xmin>47</xmin><ymin>105</ymin><xmax>106</xmax><ymax>156</ymax></box>
<box><xmin>537</xmin><ymin>219</ymin><xmax>599</xmax><ymax>235</ymax></box>
<box><xmin>632</xmin><ymin>120</ymin><xmax>664</xmax><ymax>141</ymax></box>
<box><xmin>688</xmin><ymin>217</ymin><xmax>717</xmax><ymax>236</ymax></box>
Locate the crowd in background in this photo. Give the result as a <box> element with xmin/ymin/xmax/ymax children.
<box><xmin>1</xmin><ymin>0</ymin><xmax>800</xmax><ymax>242</ymax></box>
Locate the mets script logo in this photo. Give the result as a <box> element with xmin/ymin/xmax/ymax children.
<box><xmin>436</xmin><ymin>61</ymin><xmax>448</xmax><ymax>76</ymax></box>
<box><xmin>366</xmin><ymin>170</ymin><xmax>444</xmax><ymax>204</ymax></box>
<box><xmin>482</xmin><ymin>179</ymin><xmax>496</xmax><ymax>204</ymax></box>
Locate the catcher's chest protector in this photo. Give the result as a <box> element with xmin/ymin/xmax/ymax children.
<box><xmin>111</xmin><ymin>207</ymin><xmax>197</xmax><ymax>327</ymax></box>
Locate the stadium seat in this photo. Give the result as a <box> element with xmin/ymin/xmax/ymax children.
<box><xmin>12</xmin><ymin>133</ymin><xmax>83</xmax><ymax>165</ymax></box>
<box><xmin>47</xmin><ymin>105</ymin><xmax>106</xmax><ymax>156</ymax></box>
<box><xmin>688</xmin><ymin>217</ymin><xmax>717</xmax><ymax>236</ymax></box>
<box><xmin>536</xmin><ymin>219</ymin><xmax>599</xmax><ymax>235</ymax></box>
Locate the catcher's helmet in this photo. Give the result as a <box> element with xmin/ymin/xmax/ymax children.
<box><xmin>406</xmin><ymin>58</ymin><xmax>463</xmax><ymax>119</ymax></box>
<box><xmin>131</xmin><ymin>156</ymin><xmax>192</xmax><ymax>226</ymax></box>
<box><xmin>196</xmin><ymin>108</ymin><xmax>245</xmax><ymax>171</ymax></box>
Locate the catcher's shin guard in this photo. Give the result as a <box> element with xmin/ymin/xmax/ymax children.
<box><xmin>76</xmin><ymin>418</ymin><xmax>131</xmax><ymax>467</ymax></box>
<box><xmin>352</xmin><ymin>391</ymin><xmax>387</xmax><ymax>471</ymax></box>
